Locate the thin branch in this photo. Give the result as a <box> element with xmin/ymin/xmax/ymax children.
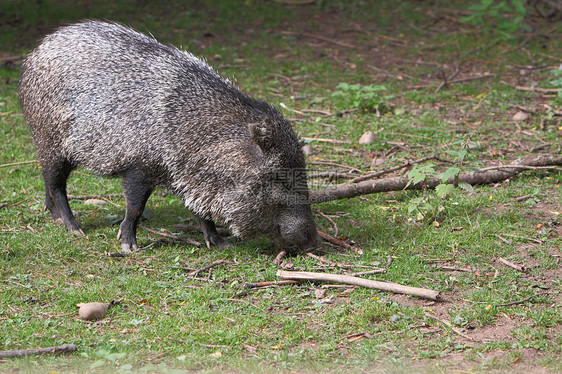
<box><xmin>0</xmin><ymin>344</ymin><xmax>77</xmax><ymax>359</ymax></box>
<box><xmin>498</xmin><ymin>257</ymin><xmax>526</xmax><ymax>272</ymax></box>
<box><xmin>281</xmin><ymin>30</ymin><xmax>355</xmax><ymax>48</ymax></box>
<box><xmin>515</xmin><ymin>85</ymin><xmax>560</xmax><ymax>93</ymax></box>
<box><xmin>310</xmin><ymin>154</ymin><xmax>562</xmax><ymax>203</ymax></box>
<box><xmin>317</xmin><ymin>230</ymin><xmax>363</xmax><ymax>255</ymax></box>
<box><xmin>425</xmin><ymin>313</ymin><xmax>476</xmax><ymax>341</ymax></box>
<box><xmin>138</xmin><ymin>225</ymin><xmax>200</xmax><ymax>246</ymax></box>
<box><xmin>350</xmin><ymin>155</ymin><xmax>443</xmax><ymax>183</ymax></box>
<box><xmin>0</xmin><ymin>160</ymin><xmax>37</xmax><ymax>169</ymax></box>
<box><xmin>301</xmin><ymin>137</ymin><xmax>352</xmax><ymax>145</ymax></box>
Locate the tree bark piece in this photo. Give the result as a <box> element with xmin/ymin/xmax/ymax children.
<box><xmin>310</xmin><ymin>154</ymin><xmax>562</xmax><ymax>203</ymax></box>
<box><xmin>0</xmin><ymin>344</ymin><xmax>77</xmax><ymax>359</ymax></box>
<box><xmin>277</xmin><ymin>270</ymin><xmax>441</xmax><ymax>301</ymax></box>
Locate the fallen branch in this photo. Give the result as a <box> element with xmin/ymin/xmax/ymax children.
<box><xmin>277</xmin><ymin>270</ymin><xmax>441</xmax><ymax>301</ymax></box>
<box><xmin>310</xmin><ymin>153</ymin><xmax>562</xmax><ymax>203</ymax></box>
<box><xmin>0</xmin><ymin>344</ymin><xmax>77</xmax><ymax>359</ymax></box>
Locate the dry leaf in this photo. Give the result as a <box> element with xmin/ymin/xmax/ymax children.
<box><xmin>314</xmin><ymin>288</ymin><xmax>327</xmax><ymax>299</ymax></box>
<box><xmin>370</xmin><ymin>157</ymin><xmax>384</xmax><ymax>170</ymax></box>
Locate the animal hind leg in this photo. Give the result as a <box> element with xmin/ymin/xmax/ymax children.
<box><xmin>117</xmin><ymin>170</ymin><xmax>153</xmax><ymax>253</ymax></box>
<box><xmin>194</xmin><ymin>215</ymin><xmax>231</xmax><ymax>249</ymax></box>
<box><xmin>42</xmin><ymin>158</ymin><xmax>83</xmax><ymax>235</ymax></box>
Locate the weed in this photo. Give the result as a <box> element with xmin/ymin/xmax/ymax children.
<box><xmin>461</xmin><ymin>0</ymin><xmax>530</xmax><ymax>41</ymax></box>
<box><xmin>331</xmin><ymin>82</ymin><xmax>392</xmax><ymax>114</ymax></box>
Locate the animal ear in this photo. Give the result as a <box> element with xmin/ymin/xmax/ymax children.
<box><xmin>249</xmin><ymin>117</ymin><xmax>275</xmax><ymax>150</ymax></box>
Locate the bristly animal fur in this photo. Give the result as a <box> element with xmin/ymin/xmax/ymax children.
<box><xmin>19</xmin><ymin>20</ymin><xmax>318</xmax><ymax>252</ymax></box>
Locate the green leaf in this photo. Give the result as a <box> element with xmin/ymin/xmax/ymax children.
<box><xmin>439</xmin><ymin>167</ymin><xmax>461</xmax><ymax>183</ymax></box>
<box><xmin>458</xmin><ymin>181</ymin><xmax>475</xmax><ymax>194</ymax></box>
<box><xmin>90</xmin><ymin>360</ymin><xmax>106</xmax><ymax>369</ymax></box>
<box><xmin>435</xmin><ymin>184</ymin><xmax>456</xmax><ymax>199</ymax></box>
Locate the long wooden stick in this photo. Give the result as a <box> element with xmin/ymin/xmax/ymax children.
<box><xmin>277</xmin><ymin>270</ymin><xmax>441</xmax><ymax>301</ymax></box>
<box><xmin>0</xmin><ymin>344</ymin><xmax>77</xmax><ymax>359</ymax></box>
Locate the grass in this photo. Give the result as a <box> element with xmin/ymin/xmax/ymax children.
<box><xmin>1</xmin><ymin>0</ymin><xmax>561</xmax><ymax>373</ymax></box>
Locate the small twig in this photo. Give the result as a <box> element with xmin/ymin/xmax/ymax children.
<box><xmin>0</xmin><ymin>160</ymin><xmax>37</xmax><ymax>169</ymax></box>
<box><xmin>168</xmin><ymin>265</ymin><xmax>197</xmax><ymax>272</ymax></box>
<box><xmin>448</xmin><ymin>73</ymin><xmax>496</xmax><ymax>84</ymax></box>
<box><xmin>272</xmin><ymin>250</ymin><xmax>294</xmax><ymax>269</ymax></box>
<box><xmin>0</xmin><ymin>344</ymin><xmax>77</xmax><ymax>359</ymax></box>
<box><xmin>433</xmin><ymin>266</ymin><xmax>473</xmax><ymax>272</ymax></box>
<box><xmin>515</xmin><ymin>85</ymin><xmax>560</xmax><ymax>93</ymax></box>
<box><xmin>301</xmin><ymin>137</ymin><xmax>352</xmax><ymax>145</ymax></box>
<box><xmin>494</xmin><ymin>234</ymin><xmax>513</xmax><ymax>245</ymax></box>
<box><xmin>173</xmin><ymin>223</ymin><xmax>230</xmax><ymax>236</ymax></box>
<box><xmin>316</xmin><ymin>210</ymin><xmax>339</xmax><ymax>237</ymax></box>
<box><xmin>500</xmin><ymin>233</ymin><xmax>543</xmax><ymax>244</ymax></box>
<box><xmin>352</xmin><ymin>269</ymin><xmax>387</xmax><ymax>276</ymax></box>
<box><xmin>279</xmin><ymin>102</ymin><xmax>305</xmax><ymax>115</ymax></box>
<box><xmin>515</xmin><ymin>194</ymin><xmax>534</xmax><ymax>202</ymax></box>
<box><xmin>317</xmin><ymin>230</ymin><xmax>363</xmax><ymax>255</ymax></box>
<box><xmin>299</xmin><ymin>109</ymin><xmax>333</xmax><ymax>116</ymax></box>
<box><xmin>308</xmin><ymin>172</ymin><xmax>357</xmax><ymax>180</ymax></box>
<box><xmin>277</xmin><ymin>270</ymin><xmax>441</xmax><ymax>301</ymax></box>
<box><xmin>138</xmin><ymin>225</ymin><xmax>200</xmax><ymax>246</ymax></box>
<box><xmin>498</xmin><ymin>295</ymin><xmax>535</xmax><ymax>307</ymax></box>
<box><xmin>189</xmin><ymin>259</ymin><xmax>231</xmax><ymax>277</ymax></box>
<box><xmin>244</xmin><ymin>280</ymin><xmax>300</xmax><ymax>289</ymax></box>
<box><xmin>309</xmin><ymin>160</ymin><xmax>362</xmax><ymax>173</ymax></box>
<box><xmin>478</xmin><ymin>165</ymin><xmax>560</xmax><ymax>172</ymax></box>
<box><xmin>0</xmin><ymin>279</ymin><xmax>32</xmax><ymax>289</ymax></box>
<box><xmin>435</xmin><ymin>64</ymin><xmax>460</xmax><ymax>93</ymax></box>
<box><xmin>306</xmin><ymin>252</ymin><xmax>339</xmax><ymax>267</ymax></box>
<box><xmin>0</xmin><ymin>55</ymin><xmax>23</xmax><ymax>65</ymax></box>
<box><xmin>68</xmin><ymin>193</ymin><xmax>124</xmax><ymax>200</ymax></box>
<box><xmin>425</xmin><ymin>313</ymin><xmax>476</xmax><ymax>341</ymax></box>
<box><xmin>350</xmin><ymin>155</ymin><xmax>443</xmax><ymax>183</ymax></box>
<box><xmin>281</xmin><ymin>30</ymin><xmax>355</xmax><ymax>48</ymax></box>
<box><xmin>498</xmin><ymin>257</ymin><xmax>526</xmax><ymax>272</ymax></box>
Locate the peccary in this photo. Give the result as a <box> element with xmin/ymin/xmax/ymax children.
<box><xmin>19</xmin><ymin>20</ymin><xmax>318</xmax><ymax>252</ymax></box>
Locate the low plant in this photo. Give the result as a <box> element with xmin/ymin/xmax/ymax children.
<box><xmin>461</xmin><ymin>0</ymin><xmax>530</xmax><ymax>40</ymax></box>
<box><xmin>331</xmin><ymin>82</ymin><xmax>392</xmax><ymax>114</ymax></box>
